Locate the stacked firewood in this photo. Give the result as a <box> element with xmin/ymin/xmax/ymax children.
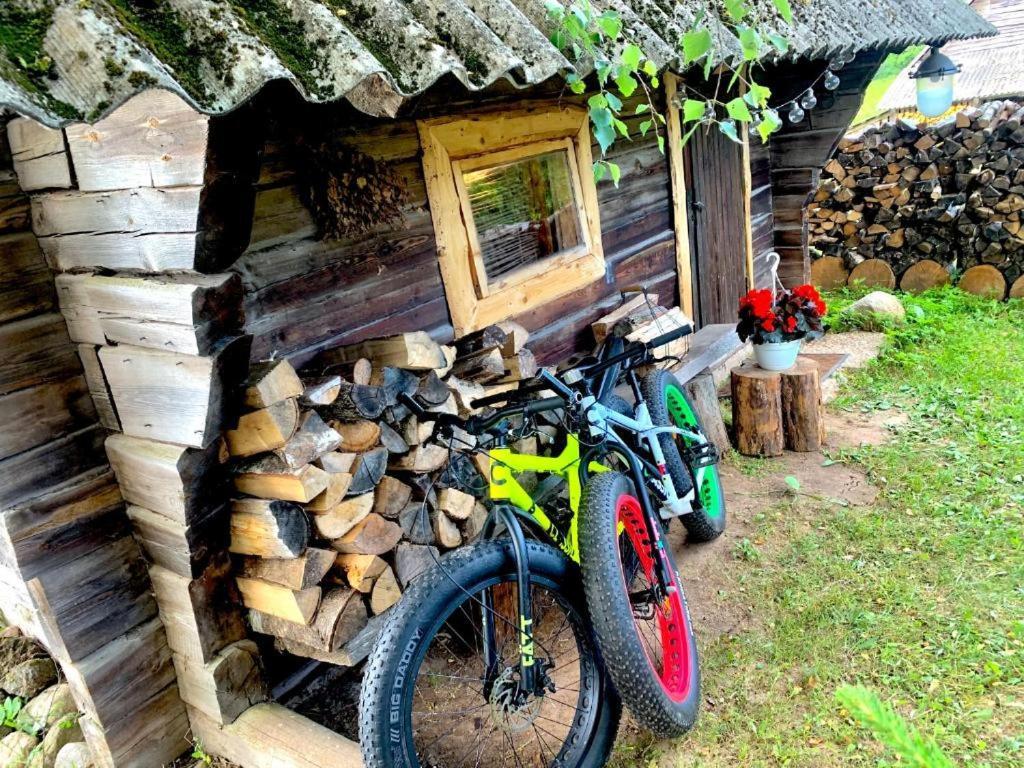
<box><xmin>226</xmin><ymin>323</ymin><xmax>534</xmax><ymax>663</ymax></box>
<box><xmin>809</xmin><ymin>100</ymin><xmax>1024</xmax><ymax>291</ymax></box>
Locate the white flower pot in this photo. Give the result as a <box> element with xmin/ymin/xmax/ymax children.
<box><xmin>754</xmin><ymin>339</ymin><xmax>802</xmax><ymax>371</ymax></box>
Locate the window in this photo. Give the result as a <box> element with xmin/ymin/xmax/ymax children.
<box><xmin>420</xmin><ymin>106</ymin><xmax>604</xmax><ymax>336</ymax></box>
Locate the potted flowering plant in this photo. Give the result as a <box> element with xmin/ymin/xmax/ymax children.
<box><xmin>737</xmin><ymin>284</ymin><xmax>827</xmax><ymax>370</ymax></box>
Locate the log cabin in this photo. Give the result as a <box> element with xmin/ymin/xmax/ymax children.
<box><xmin>0</xmin><ymin>2</ymin><xmax>994</xmax><ymax>766</ymax></box>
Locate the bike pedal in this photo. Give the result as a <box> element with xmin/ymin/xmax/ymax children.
<box><xmin>684</xmin><ymin>442</ymin><xmax>719</xmax><ymax>469</ymax></box>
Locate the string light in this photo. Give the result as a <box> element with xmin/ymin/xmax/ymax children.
<box><xmin>787</xmin><ymin>102</ymin><xmax>805</xmax><ymax>124</ymax></box>
<box><xmin>823</xmin><ymin>70</ymin><xmax>841</xmax><ymax>91</ymax></box>
<box><xmin>799</xmin><ymin>89</ymin><xmax>817</xmax><ymax>110</ymax></box>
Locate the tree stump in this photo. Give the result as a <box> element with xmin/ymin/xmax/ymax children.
<box><xmin>1010</xmin><ymin>274</ymin><xmax>1024</xmax><ymax>300</ymax></box>
<box><xmin>848</xmin><ymin>259</ymin><xmax>896</xmax><ymax>290</ymax></box>
<box><xmin>730</xmin><ymin>365</ymin><xmax>783</xmax><ymax>457</ymax></box>
<box><xmin>810</xmin><ymin>256</ymin><xmax>849</xmax><ymax>290</ymax></box>
<box><xmin>683</xmin><ymin>372</ymin><xmax>730</xmax><ymax>456</ymax></box>
<box><xmin>780</xmin><ymin>359</ymin><xmax>825</xmax><ymax>452</ymax></box>
<box><xmin>899</xmin><ymin>260</ymin><xmax>950</xmax><ymax>293</ymax></box>
<box><xmin>959</xmin><ymin>265</ymin><xmax>1007</xmax><ymax>299</ymax></box>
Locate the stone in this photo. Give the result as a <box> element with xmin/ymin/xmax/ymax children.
<box><xmin>54</xmin><ymin>742</ymin><xmax>93</xmax><ymax>768</ymax></box>
<box><xmin>845</xmin><ymin>291</ymin><xmax>906</xmax><ymax>322</ymax></box>
<box><xmin>1</xmin><ymin>659</ymin><xmax>57</xmax><ymax>699</ymax></box>
<box><xmin>0</xmin><ymin>731</ymin><xmax>39</xmax><ymax>767</ymax></box>
<box><xmin>0</xmin><ymin>629</ymin><xmax>21</xmax><ymax>640</ymax></box>
<box><xmin>0</xmin><ymin>638</ymin><xmax>47</xmax><ymax>680</ymax></box>
<box><xmin>17</xmin><ymin>685</ymin><xmax>76</xmax><ymax>733</ymax></box>
<box><xmin>28</xmin><ymin>714</ymin><xmax>82</xmax><ymax>768</ymax></box>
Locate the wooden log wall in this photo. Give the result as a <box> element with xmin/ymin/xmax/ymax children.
<box><xmin>2</xmin><ymin>91</ymin><xmax>276</xmax><ymax>766</ymax></box>
<box><xmin>763</xmin><ymin>52</ymin><xmax>887</xmax><ymax>285</ymax></box>
<box><xmin>234</xmin><ymin>85</ymin><xmax>679</xmax><ymax>367</ymax></box>
<box><xmin>0</xmin><ymin>118</ymin><xmax>191</xmax><ymax>767</ymax></box>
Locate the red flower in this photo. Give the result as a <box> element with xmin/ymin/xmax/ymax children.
<box><xmin>740</xmin><ymin>289</ymin><xmax>775</xmax><ymax>319</ymax></box>
<box><xmin>760</xmin><ymin>313</ymin><xmax>777</xmax><ymax>332</ymax></box>
<box><xmin>793</xmin><ymin>284</ymin><xmax>827</xmax><ymax>316</ymax></box>
<box><xmin>784</xmin><ymin>316</ymin><xmax>798</xmax><ymax>332</ymax></box>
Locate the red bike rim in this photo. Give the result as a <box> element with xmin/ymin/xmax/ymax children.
<box><xmin>615</xmin><ymin>493</ymin><xmax>693</xmax><ymax>703</ymax></box>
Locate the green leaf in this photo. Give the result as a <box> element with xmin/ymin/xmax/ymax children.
<box><xmin>597</xmin><ymin>12</ymin><xmax>622</xmax><ymax>39</ymax></box>
<box><xmin>638</xmin><ymin>119</ymin><xmax>652</xmax><ymax>136</ymax></box>
<box><xmin>593</xmin><ymin>161</ymin><xmax>607</xmax><ymax>182</ymax></box>
<box><xmin>569</xmin><ymin>77</ymin><xmax>587</xmax><ymax>95</ymax></box>
<box><xmin>772</xmin><ymin>0</ymin><xmax>793</xmax><ymax>25</ymax></box>
<box><xmin>607</xmin><ymin>161</ymin><xmax>621</xmax><ymax>186</ymax></box>
<box><xmin>642</xmin><ymin>59</ymin><xmax>657</xmax><ymax>77</ymax></box>
<box><xmin>593</xmin><ymin>121</ymin><xmax>616</xmax><ymax>154</ymax></box>
<box><xmin>634</xmin><ymin>102</ymin><xmax>650</xmax><ymax>114</ymax></box>
<box><xmin>768</xmin><ymin>33</ymin><xmax>789</xmax><ymax>54</ymax></box>
<box><xmin>724</xmin><ymin>0</ymin><xmax>747</xmax><ymax>22</ymax></box>
<box><xmin>613</xmin><ymin>117</ymin><xmax>630</xmax><ymax>138</ymax></box>
<box><xmin>682</xmin><ymin>98</ymin><xmax>706</xmax><ymax>123</ymax></box>
<box><xmin>621</xmin><ymin>43</ymin><xmax>642</xmax><ymax>71</ymax></box>
<box><xmin>719</xmin><ymin>120</ymin><xmax>740</xmax><ymax>143</ymax></box>
<box><xmin>739</xmin><ymin>26</ymin><xmax>761</xmax><ymax>61</ymax></box>
<box><xmin>605</xmin><ymin>91</ymin><xmax>623</xmax><ymax>111</ymax></box>
<box><xmin>615</xmin><ymin>71</ymin><xmax>638</xmax><ymax>97</ymax></box>
<box><xmin>588</xmin><ymin>93</ymin><xmax>608</xmax><ymax>110</ymax></box>
<box><xmin>744</xmin><ymin>81</ymin><xmax>772</xmax><ymax>108</ymax></box>
<box><xmin>726</xmin><ymin>97</ymin><xmax>751</xmax><ymax>122</ymax></box>
<box><xmin>651</xmin><ymin>75</ymin><xmax>660</xmax><ymax>88</ymax></box>
<box><xmin>682</xmin><ymin>28</ymin><xmax>713</xmax><ymax>66</ymax></box>
<box><xmin>758</xmin><ymin>109</ymin><xmax>782</xmax><ymax>142</ymax></box>
<box><xmin>784</xmin><ymin>475</ymin><xmax>801</xmax><ymax>492</ymax></box>
<box><xmin>657</xmin><ymin>134</ymin><xmax>666</xmax><ymax>153</ymax></box>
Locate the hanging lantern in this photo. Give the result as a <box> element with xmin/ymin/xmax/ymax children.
<box><xmin>787</xmin><ymin>102</ymin><xmax>805</xmax><ymax>124</ymax></box>
<box><xmin>909</xmin><ymin>46</ymin><xmax>961</xmax><ymax>118</ymax></box>
<box><xmin>799</xmin><ymin>89</ymin><xmax>817</xmax><ymax>110</ymax></box>
<box><xmin>823</xmin><ymin>70</ymin><xmax>840</xmax><ymax>91</ymax></box>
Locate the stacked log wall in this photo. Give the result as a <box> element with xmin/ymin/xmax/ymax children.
<box><xmin>0</xmin><ymin>115</ymin><xmax>191</xmax><ymax>767</ymax></box>
<box><xmin>809</xmin><ymin>99</ymin><xmax>1024</xmax><ymax>297</ymax></box>
<box><xmin>234</xmin><ymin>85</ymin><xmax>678</xmax><ymax>368</ymax></box>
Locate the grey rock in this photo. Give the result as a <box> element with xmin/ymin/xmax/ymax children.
<box><xmin>29</xmin><ymin>714</ymin><xmax>82</xmax><ymax>768</ymax></box>
<box><xmin>0</xmin><ymin>731</ymin><xmax>39</xmax><ymax>767</ymax></box>
<box><xmin>18</xmin><ymin>685</ymin><xmax>76</xmax><ymax>733</ymax></box>
<box><xmin>1</xmin><ymin>659</ymin><xmax>57</xmax><ymax>699</ymax></box>
<box><xmin>845</xmin><ymin>291</ymin><xmax>906</xmax><ymax>321</ymax></box>
<box><xmin>54</xmin><ymin>742</ymin><xmax>93</xmax><ymax>768</ymax></box>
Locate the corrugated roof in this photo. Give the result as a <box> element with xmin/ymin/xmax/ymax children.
<box><xmin>0</xmin><ymin>0</ymin><xmax>997</xmax><ymax>127</ymax></box>
<box><xmin>876</xmin><ymin>0</ymin><xmax>1023</xmax><ymax>116</ymax></box>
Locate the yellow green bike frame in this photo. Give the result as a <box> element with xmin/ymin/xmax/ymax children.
<box><xmin>486</xmin><ymin>434</ymin><xmax>607</xmax><ymax>564</ymax></box>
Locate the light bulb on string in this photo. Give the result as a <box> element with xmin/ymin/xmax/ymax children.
<box><xmin>748</xmin><ymin>112</ymin><xmax>762</xmax><ymax>138</ymax></box>
<box><xmin>800</xmin><ymin>89</ymin><xmax>817</xmax><ymax>110</ymax></box>
<box><xmin>823</xmin><ymin>70</ymin><xmax>840</xmax><ymax>91</ymax></box>
<box><xmin>787</xmin><ymin>102</ymin><xmax>805</xmax><ymax>124</ymax></box>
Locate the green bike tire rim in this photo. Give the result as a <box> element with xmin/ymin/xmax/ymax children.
<box><xmin>665</xmin><ymin>384</ymin><xmax>723</xmax><ymax>520</ymax></box>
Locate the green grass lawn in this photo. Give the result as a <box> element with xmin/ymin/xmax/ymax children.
<box><xmin>620</xmin><ymin>289</ymin><xmax>1024</xmax><ymax>766</ymax></box>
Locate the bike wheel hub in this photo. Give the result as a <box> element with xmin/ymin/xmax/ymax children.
<box><xmin>488</xmin><ymin>667</ymin><xmax>542</xmax><ymax>734</ymax></box>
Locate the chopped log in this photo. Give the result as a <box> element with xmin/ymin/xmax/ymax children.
<box><xmin>244</xmin><ymin>360</ymin><xmax>304</xmax><ymax>409</ymax></box>
<box><xmin>377</xmin><ymin>367</ymin><xmax>420</xmax><ymax>406</ymax></box>
<box><xmin>496</xmin><ymin>321</ymin><xmax>529</xmax><ymax>356</ymax></box>
<box><xmin>173</xmin><ymin>639</ymin><xmax>267</xmax><ymax>725</ymax></box>
<box><xmin>809</xmin><ymin>256</ymin><xmax>850</xmax><ymax>290</ymax></box>
<box><xmin>237</xmin><ymin>548</ymin><xmax>336</xmax><ymax>591</ymax></box>
<box><xmin>462</xmin><ymin>503</ymin><xmax>489</xmax><ymax>542</ymax></box>
<box><xmin>415</xmin><ymin>371</ymin><xmax>450</xmax><ymax>406</ymax></box>
<box><xmin>500</xmin><ymin>349</ymin><xmax>538</xmax><ymax>382</ymax></box>
<box><xmin>591</xmin><ymin>293</ymin><xmax>660</xmax><ymax>343</ymax></box>
<box><xmin>316</xmin><ymin>451</ymin><xmax>357</xmax><ymax>474</ymax></box>
<box><xmin>428</xmin><ymin>393</ymin><xmax>458</xmax><ymax>417</ymax></box>
<box><xmin>378</xmin><ymin>421</ymin><xmax>408</xmax><ymax>455</ymax></box>
<box><xmin>848</xmin><ymin>259</ymin><xmax>897</xmax><ymax>289</ymax></box>
<box><xmin>451</xmin><ymin>348</ymin><xmax>505</xmax><ymax>383</ymax></box>
<box><xmin>332</xmin><ymin>420</ymin><xmax>381</xmax><ymax>452</ymax></box>
<box><xmin>780</xmin><ymin>359</ymin><xmax>825</xmax><ymax>453</ymax></box>
<box><xmin>321</xmin><ymin>332</ymin><xmax>447</xmax><ymax>370</ymax></box>
<box><xmin>347</xmin><ymin>447</ymin><xmax>389</xmax><ymax>495</ymax></box>
<box><xmin>433</xmin><ymin>510</ymin><xmax>462</xmax><ymax>549</ymax></box>
<box><xmin>372</xmin><ymin>476</ymin><xmax>412</xmax><ymax>520</ymax></box>
<box><xmin>317</xmin><ymin>382</ymin><xmax>386</xmax><ymax>421</ymax></box>
<box><xmin>236</xmin><ymin>578</ymin><xmax>320</xmax><ymax>625</ymax></box>
<box><xmin>249</xmin><ymin>588</ymin><xmax>367</xmax><ymax>652</ymax></box>
<box><xmin>351</xmin><ymin>358</ymin><xmax>372</xmax><ymax>385</ymax></box>
<box><xmin>446</xmin><ymin>375</ymin><xmax>486</xmax><ymax>415</ymax></box>
<box><xmin>334</xmin><ymin>554</ymin><xmax>388</xmax><ymax>593</ymax></box>
<box><xmin>401</xmin><ymin>415</ymin><xmax>434</xmax><ymax>447</ymax></box>
<box><xmin>683</xmin><ymin>372</ymin><xmax>731</xmax><ymax>456</ymax></box>
<box><xmin>331</xmin><ymin>514</ymin><xmax>402</xmax><ymax>555</ymax></box>
<box><xmin>899</xmin><ymin>259</ymin><xmax>951</xmax><ymax>293</ymax></box>
<box><xmin>394</xmin><ymin>543</ymin><xmax>439</xmax><ymax>588</ymax></box>
<box><xmin>370</xmin><ymin>567</ymin><xmax>401</xmax><ymax>615</ymax></box>
<box><xmin>225</xmin><ymin>399</ymin><xmax>300</xmax><ymax>458</ymax></box>
<box><xmin>230</xmin><ymin>499</ymin><xmax>309</xmax><ymax>558</ymax></box>
<box><xmin>299</xmin><ymin>376</ymin><xmax>341</xmax><ymax>407</ymax></box>
<box><xmin>313</xmin><ymin>494</ymin><xmax>374</xmax><ymax>540</ymax></box>
<box><xmin>958</xmin><ymin>265</ymin><xmax>1007</xmax><ymax>298</ymax></box>
<box><xmin>453</xmin><ymin>324</ymin><xmax>509</xmax><ymax>357</ymax></box>
<box><xmin>1010</xmin><ymin>274</ymin><xmax>1024</xmax><ymax>299</ymax></box>
<box><xmin>234</xmin><ymin>457</ymin><xmax>329</xmax><ymax>503</ymax></box>
<box><xmin>437</xmin><ymin>488</ymin><xmax>475</xmax><ymax>521</ymax></box>
<box><xmin>275</xmin><ymin>411</ymin><xmax>342</xmax><ymax>469</ymax></box>
<box><xmin>305</xmin><ymin>472</ymin><xmax>353</xmax><ymax>513</ymax></box>
<box><xmin>730</xmin><ymin>365</ymin><xmax>784</xmax><ymax>458</ymax></box>
<box><xmin>390</xmin><ymin>444</ymin><xmax>448</xmax><ymax>473</ymax></box>
<box><xmin>436</xmin><ymin>345</ymin><xmax>457</xmax><ymax>377</ymax></box>
<box><xmin>399</xmin><ymin>503</ymin><xmax>435</xmax><ymax>546</ymax></box>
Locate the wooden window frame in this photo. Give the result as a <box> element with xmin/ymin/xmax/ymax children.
<box><xmin>419</xmin><ymin>105</ymin><xmax>605</xmax><ymax>337</ymax></box>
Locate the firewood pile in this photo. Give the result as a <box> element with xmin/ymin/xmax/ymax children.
<box><xmin>225</xmin><ymin>323</ymin><xmax>535</xmax><ymax>663</ymax></box>
<box><xmin>809</xmin><ymin>100</ymin><xmax>1024</xmax><ymax>296</ymax></box>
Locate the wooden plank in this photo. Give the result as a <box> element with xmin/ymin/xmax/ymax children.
<box><xmin>105</xmin><ymin>433</ymin><xmax>224</xmax><ymax>524</ymax></box>
<box><xmin>171</xmin><ymin>640</ymin><xmax>266</xmax><ymax>725</ymax></box>
<box><xmin>127</xmin><ymin>502</ymin><xmax>229</xmax><ymax>579</ymax></box>
<box><xmin>39</xmin><ymin>231</ymin><xmax>200</xmax><ymax>272</ymax></box>
<box><xmin>0</xmin><ymin>170</ymin><xmax>31</xmax><ymax>234</ymax></box>
<box><xmin>99</xmin><ymin>335</ymin><xmax>251</xmax><ymax>448</ymax></box>
<box><xmin>146</xmin><ymin>558</ymin><xmax>248</xmax><ymax>665</ymax></box>
<box><xmin>0</xmin><ymin>426</ymin><xmax>107</xmax><ymax>511</ymax></box>
<box><xmin>0</xmin><ymin>232</ymin><xmax>54</xmax><ymax>324</ymax></box>
<box><xmin>6</xmin><ymin>118</ymin><xmax>72</xmax><ymax>191</ymax></box>
<box><xmin>77</xmin><ymin>344</ymin><xmax>120</xmax><ymax>430</ymax></box>
<box><xmin>665</xmin><ymin>73</ymin><xmax>694</xmax><ymax>319</ymax></box>
<box><xmin>54</xmin><ymin>273</ymin><xmax>106</xmax><ymax>345</ymax></box>
<box><xmin>0</xmin><ymin>374</ymin><xmax>96</xmax><ymax>460</ymax></box>
<box><xmin>64</xmin><ymin>90</ymin><xmax>209</xmax><ymax>192</ymax></box>
<box><xmin>30</xmin><ymin>186</ymin><xmax>202</xmax><ymax>236</ymax></box>
<box><xmin>0</xmin><ymin>312</ymin><xmax>80</xmax><ymax>395</ymax></box>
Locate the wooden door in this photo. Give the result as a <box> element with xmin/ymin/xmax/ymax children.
<box><xmin>685</xmin><ymin>128</ymin><xmax>749</xmax><ymax>326</ymax></box>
